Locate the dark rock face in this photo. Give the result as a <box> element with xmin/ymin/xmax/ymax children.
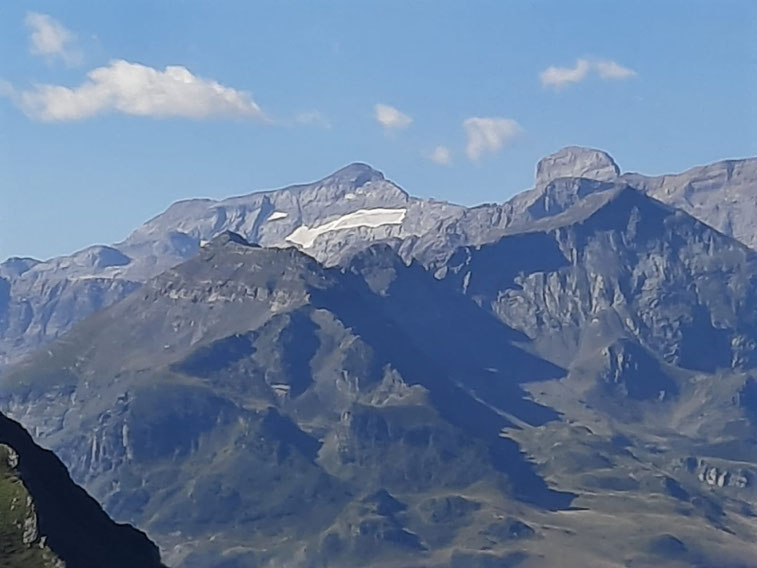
<box><xmin>0</xmin><ymin>412</ymin><xmax>165</xmax><ymax>568</ymax></box>
<box><xmin>442</xmin><ymin>188</ymin><xmax>757</xmax><ymax>375</ymax></box>
<box><xmin>625</xmin><ymin>157</ymin><xmax>757</xmax><ymax>250</ymax></box>
<box><xmin>596</xmin><ymin>339</ymin><xmax>678</xmax><ymax>401</ymax></box>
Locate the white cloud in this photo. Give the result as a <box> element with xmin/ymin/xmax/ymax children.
<box><xmin>17</xmin><ymin>60</ymin><xmax>266</xmax><ymax>122</ymax></box>
<box><xmin>595</xmin><ymin>60</ymin><xmax>637</xmax><ymax>80</ymax></box>
<box><xmin>427</xmin><ymin>145</ymin><xmax>452</xmax><ymax>165</ymax></box>
<box><xmin>463</xmin><ymin>117</ymin><xmax>522</xmax><ymax>161</ymax></box>
<box><xmin>540</xmin><ymin>58</ymin><xmax>636</xmax><ymax>88</ymax></box>
<box><xmin>374</xmin><ymin>103</ymin><xmax>412</xmax><ymax>131</ymax></box>
<box><xmin>25</xmin><ymin>12</ymin><xmax>82</xmax><ymax>65</ymax></box>
<box><xmin>539</xmin><ymin>58</ymin><xmax>591</xmax><ymax>88</ymax></box>
<box><xmin>295</xmin><ymin>110</ymin><xmax>331</xmax><ymax>128</ymax></box>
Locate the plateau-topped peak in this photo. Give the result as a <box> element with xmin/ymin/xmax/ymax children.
<box><xmin>536</xmin><ymin>146</ymin><xmax>621</xmax><ymax>188</ymax></box>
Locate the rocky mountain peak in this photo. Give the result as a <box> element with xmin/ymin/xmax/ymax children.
<box><xmin>0</xmin><ymin>257</ymin><xmax>41</xmax><ymax>278</ymax></box>
<box><xmin>323</xmin><ymin>162</ymin><xmax>386</xmax><ymax>188</ymax></box>
<box><xmin>72</xmin><ymin>245</ymin><xmax>132</xmax><ymax>269</ymax></box>
<box><xmin>535</xmin><ymin>146</ymin><xmax>621</xmax><ymax>188</ymax></box>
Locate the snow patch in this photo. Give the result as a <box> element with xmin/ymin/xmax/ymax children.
<box><xmin>267</xmin><ymin>210</ymin><xmax>288</xmax><ymax>221</ymax></box>
<box><xmin>344</xmin><ymin>193</ymin><xmax>356</xmax><ymax>200</ymax></box>
<box><xmin>285</xmin><ymin>208</ymin><xmax>407</xmax><ymax>248</ymax></box>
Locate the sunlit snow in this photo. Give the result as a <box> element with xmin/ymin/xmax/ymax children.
<box><xmin>285</xmin><ymin>208</ymin><xmax>407</xmax><ymax>248</ymax></box>
<box><xmin>267</xmin><ymin>210</ymin><xmax>288</xmax><ymax>221</ymax></box>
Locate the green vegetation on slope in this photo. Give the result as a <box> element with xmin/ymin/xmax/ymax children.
<box><xmin>0</xmin><ymin>444</ymin><xmax>62</xmax><ymax>568</ymax></box>
<box><xmin>0</xmin><ymin>413</ymin><xmax>165</xmax><ymax>568</ymax></box>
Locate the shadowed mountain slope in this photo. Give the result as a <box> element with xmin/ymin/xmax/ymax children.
<box><xmin>0</xmin><ymin>232</ymin><xmax>573</xmax><ymax>567</ymax></box>
<box><xmin>0</xmin><ymin>412</ymin><xmax>165</xmax><ymax>568</ymax></box>
<box><xmin>430</xmin><ymin>187</ymin><xmax>757</xmax><ymax>567</ymax></box>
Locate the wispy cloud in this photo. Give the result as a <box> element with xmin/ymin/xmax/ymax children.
<box><xmin>540</xmin><ymin>58</ymin><xmax>636</xmax><ymax>88</ymax></box>
<box><xmin>539</xmin><ymin>58</ymin><xmax>591</xmax><ymax>88</ymax></box>
<box><xmin>25</xmin><ymin>12</ymin><xmax>82</xmax><ymax>65</ymax></box>
<box><xmin>595</xmin><ymin>60</ymin><xmax>636</xmax><ymax>80</ymax></box>
<box><xmin>294</xmin><ymin>110</ymin><xmax>331</xmax><ymax>128</ymax></box>
<box><xmin>463</xmin><ymin>117</ymin><xmax>522</xmax><ymax>161</ymax></box>
<box><xmin>427</xmin><ymin>145</ymin><xmax>452</xmax><ymax>165</ymax></box>
<box><xmin>374</xmin><ymin>103</ymin><xmax>412</xmax><ymax>131</ymax></box>
<box><xmin>15</xmin><ymin>60</ymin><xmax>266</xmax><ymax>122</ymax></box>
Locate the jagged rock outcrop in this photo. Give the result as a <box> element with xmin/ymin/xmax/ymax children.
<box><xmin>441</xmin><ymin>187</ymin><xmax>757</xmax><ymax>373</ymax></box>
<box><xmin>696</xmin><ymin>463</ymin><xmax>751</xmax><ymax>489</ymax></box>
<box><xmin>595</xmin><ymin>339</ymin><xmax>678</xmax><ymax>401</ymax></box>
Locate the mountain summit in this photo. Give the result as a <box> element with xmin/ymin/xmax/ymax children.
<box><xmin>1</xmin><ymin>150</ymin><xmax>756</xmax><ymax>370</ymax></box>
<box><xmin>535</xmin><ymin>146</ymin><xmax>621</xmax><ymax>188</ymax></box>
<box><xmin>318</xmin><ymin>162</ymin><xmax>386</xmax><ymax>187</ymax></box>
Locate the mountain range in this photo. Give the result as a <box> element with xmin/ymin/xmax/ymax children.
<box><xmin>2</xmin><ymin>147</ymin><xmax>757</xmax><ymax>567</ymax></box>
<box><xmin>2</xmin><ymin>147</ymin><xmax>755</xmax><ymax>369</ymax></box>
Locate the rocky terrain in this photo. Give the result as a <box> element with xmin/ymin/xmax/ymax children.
<box><xmin>3</xmin><ymin>147</ymin><xmax>756</xmax><ymax>369</ymax></box>
<box><xmin>2</xmin><ymin>149</ymin><xmax>757</xmax><ymax>566</ymax></box>
<box><xmin>0</xmin><ymin>411</ymin><xmax>165</xmax><ymax>568</ymax></box>
<box><xmin>0</xmin><ymin>232</ymin><xmax>575</xmax><ymax>566</ymax></box>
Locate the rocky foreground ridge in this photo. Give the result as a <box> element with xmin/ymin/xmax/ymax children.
<box><xmin>0</xmin><ymin>411</ymin><xmax>165</xmax><ymax>568</ymax></box>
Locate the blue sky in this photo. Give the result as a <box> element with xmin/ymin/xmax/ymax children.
<box><xmin>1</xmin><ymin>1</ymin><xmax>755</xmax><ymax>261</ymax></box>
